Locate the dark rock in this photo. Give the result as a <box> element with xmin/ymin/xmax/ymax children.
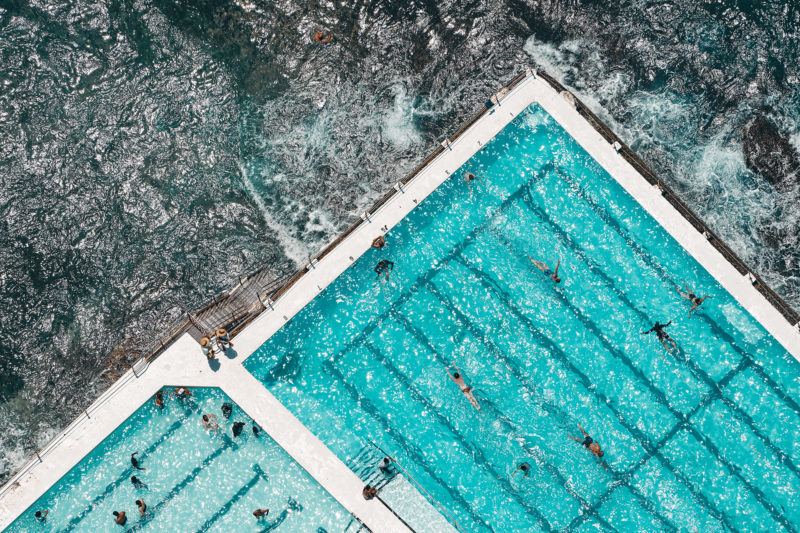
<box><xmin>743</xmin><ymin>114</ymin><xmax>800</xmax><ymax>188</ymax></box>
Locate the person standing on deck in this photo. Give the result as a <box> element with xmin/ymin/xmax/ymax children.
<box><xmin>678</xmin><ymin>283</ymin><xmax>712</xmax><ymax>317</ymax></box>
<box><xmin>568</xmin><ymin>424</ymin><xmax>607</xmax><ymax>470</ymax></box>
<box><xmin>446</xmin><ymin>362</ymin><xmax>481</xmax><ymax>411</ymax></box>
<box><xmin>200</xmin><ymin>335</ymin><xmax>215</xmax><ymax>359</ymax></box>
<box><xmin>216</xmin><ymin>328</ymin><xmax>233</xmax><ymax>351</ymax></box>
<box><xmin>641</xmin><ymin>320</ymin><xmax>677</xmax><ymax>351</ymax></box>
<box><xmin>528</xmin><ymin>256</ymin><xmax>562</xmax><ymax>283</ymax></box>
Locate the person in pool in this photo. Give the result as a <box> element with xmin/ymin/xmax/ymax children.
<box><xmin>678</xmin><ymin>282</ymin><xmax>712</xmax><ymax>317</ymax></box>
<box><xmin>202</xmin><ymin>414</ymin><xmax>219</xmax><ymax>433</ymax></box>
<box><xmin>154</xmin><ymin>390</ymin><xmax>164</xmax><ymax>410</ymax></box>
<box><xmin>232</xmin><ymin>421</ymin><xmax>245</xmax><ymax>437</ymax></box>
<box><xmin>34</xmin><ymin>510</ymin><xmax>49</xmax><ymax>523</ymax></box>
<box><xmin>130</xmin><ymin>476</ymin><xmax>146</xmax><ymax>489</ymax></box>
<box><xmin>374</xmin><ymin>259</ymin><xmax>394</xmax><ymax>281</ymax></box>
<box><xmin>221</xmin><ymin>402</ymin><xmax>233</xmax><ymax>419</ymax></box>
<box><xmin>130</xmin><ymin>452</ymin><xmax>146</xmax><ymax>471</ymax></box>
<box><xmin>511</xmin><ymin>462</ymin><xmax>531</xmax><ymax>478</ymax></box>
<box><xmin>371</xmin><ymin>235</ymin><xmax>386</xmax><ymax>249</ymax></box>
<box><xmin>528</xmin><ymin>256</ymin><xmax>562</xmax><ymax>283</ymax></box>
<box><xmin>136</xmin><ymin>499</ymin><xmax>146</xmax><ymax>518</ymax></box>
<box><xmin>253</xmin><ymin>508</ymin><xmax>270</xmax><ymax>520</ymax></box>
<box><xmin>172</xmin><ymin>387</ymin><xmax>192</xmax><ymax>399</ymax></box>
<box><xmin>112</xmin><ymin>511</ymin><xmax>127</xmax><ymax>526</ymax></box>
<box><xmin>641</xmin><ymin>320</ymin><xmax>677</xmax><ymax>351</ymax></box>
<box><xmin>445</xmin><ymin>362</ymin><xmax>481</xmax><ymax>412</ymax></box>
<box><xmin>464</xmin><ymin>171</ymin><xmax>484</xmax><ymax>192</ymax></box>
<box><xmin>568</xmin><ymin>424</ymin><xmax>607</xmax><ymax>470</ymax></box>
<box><xmin>252</xmin><ymin>424</ymin><xmax>262</xmax><ymax>436</ymax></box>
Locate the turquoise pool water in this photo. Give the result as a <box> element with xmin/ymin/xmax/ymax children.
<box><xmin>245</xmin><ymin>104</ymin><xmax>800</xmax><ymax>532</ymax></box>
<box><xmin>8</xmin><ymin>387</ymin><xmax>356</xmax><ymax>532</ymax></box>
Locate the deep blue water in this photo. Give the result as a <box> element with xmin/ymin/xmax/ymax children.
<box><xmin>1</xmin><ymin>0</ymin><xmax>798</xmax><ymax>484</ymax></box>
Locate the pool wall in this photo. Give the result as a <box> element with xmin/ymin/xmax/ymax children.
<box><xmin>1</xmin><ymin>68</ymin><xmax>798</xmax><ymax>531</ymax></box>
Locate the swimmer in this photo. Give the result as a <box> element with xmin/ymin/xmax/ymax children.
<box><xmin>678</xmin><ymin>283</ymin><xmax>712</xmax><ymax>317</ymax></box>
<box><xmin>379</xmin><ymin>456</ymin><xmax>395</xmax><ymax>475</ymax></box>
<box><xmin>446</xmin><ymin>362</ymin><xmax>481</xmax><ymax>411</ymax></box>
<box><xmin>202</xmin><ymin>414</ymin><xmax>219</xmax><ymax>432</ymax></box>
<box><xmin>221</xmin><ymin>402</ymin><xmax>233</xmax><ymax>419</ymax></box>
<box><xmin>113</xmin><ymin>511</ymin><xmax>127</xmax><ymax>526</ymax></box>
<box><xmin>314</xmin><ymin>30</ymin><xmax>333</xmax><ymax>43</ymax></box>
<box><xmin>528</xmin><ymin>256</ymin><xmax>561</xmax><ymax>283</ymax></box>
<box><xmin>154</xmin><ymin>390</ymin><xmax>164</xmax><ymax>410</ymax></box>
<box><xmin>200</xmin><ymin>336</ymin><xmax>215</xmax><ymax>359</ymax></box>
<box><xmin>216</xmin><ymin>328</ymin><xmax>233</xmax><ymax>351</ymax></box>
<box><xmin>641</xmin><ymin>320</ymin><xmax>677</xmax><ymax>351</ymax></box>
<box><xmin>232</xmin><ymin>421</ymin><xmax>245</xmax><ymax>437</ymax></box>
<box><xmin>34</xmin><ymin>510</ymin><xmax>49</xmax><ymax>523</ymax></box>
<box><xmin>371</xmin><ymin>235</ymin><xmax>386</xmax><ymax>249</ymax></box>
<box><xmin>568</xmin><ymin>424</ymin><xmax>607</xmax><ymax>470</ymax></box>
<box><xmin>253</xmin><ymin>508</ymin><xmax>270</xmax><ymax>520</ymax></box>
<box><xmin>362</xmin><ymin>485</ymin><xmax>378</xmax><ymax>500</ymax></box>
<box><xmin>130</xmin><ymin>476</ymin><xmax>146</xmax><ymax>489</ymax></box>
<box><xmin>252</xmin><ymin>424</ymin><xmax>262</xmax><ymax>436</ymax></box>
<box><xmin>136</xmin><ymin>499</ymin><xmax>146</xmax><ymax>518</ymax></box>
<box><xmin>511</xmin><ymin>462</ymin><xmax>531</xmax><ymax>478</ymax></box>
<box><xmin>374</xmin><ymin>259</ymin><xmax>394</xmax><ymax>281</ymax></box>
<box><xmin>464</xmin><ymin>171</ymin><xmax>484</xmax><ymax>192</ymax></box>
<box><xmin>172</xmin><ymin>387</ymin><xmax>192</xmax><ymax>398</ymax></box>
<box><xmin>130</xmin><ymin>452</ymin><xmax>146</xmax><ymax>471</ymax></box>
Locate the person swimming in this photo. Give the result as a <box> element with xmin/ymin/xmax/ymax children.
<box><xmin>202</xmin><ymin>414</ymin><xmax>219</xmax><ymax>432</ymax></box>
<box><xmin>130</xmin><ymin>476</ymin><xmax>146</xmax><ymax>489</ymax></box>
<box><xmin>136</xmin><ymin>499</ymin><xmax>146</xmax><ymax>518</ymax></box>
<box><xmin>34</xmin><ymin>510</ymin><xmax>49</xmax><ymax>523</ymax></box>
<box><xmin>154</xmin><ymin>390</ymin><xmax>164</xmax><ymax>410</ymax></box>
<box><xmin>511</xmin><ymin>462</ymin><xmax>531</xmax><ymax>478</ymax></box>
<box><xmin>232</xmin><ymin>421</ymin><xmax>245</xmax><ymax>437</ymax></box>
<box><xmin>314</xmin><ymin>30</ymin><xmax>333</xmax><ymax>43</ymax></box>
<box><xmin>173</xmin><ymin>387</ymin><xmax>192</xmax><ymax>398</ymax></box>
<box><xmin>641</xmin><ymin>320</ymin><xmax>677</xmax><ymax>351</ymax></box>
<box><xmin>252</xmin><ymin>424</ymin><xmax>262</xmax><ymax>436</ymax></box>
<box><xmin>678</xmin><ymin>283</ymin><xmax>712</xmax><ymax>317</ymax></box>
<box><xmin>446</xmin><ymin>362</ymin><xmax>481</xmax><ymax>411</ymax></box>
<box><xmin>253</xmin><ymin>508</ymin><xmax>270</xmax><ymax>520</ymax></box>
<box><xmin>379</xmin><ymin>456</ymin><xmax>395</xmax><ymax>476</ymax></box>
<box><xmin>464</xmin><ymin>171</ymin><xmax>484</xmax><ymax>192</ymax></box>
<box><xmin>221</xmin><ymin>402</ymin><xmax>233</xmax><ymax>419</ymax></box>
<box><xmin>371</xmin><ymin>235</ymin><xmax>386</xmax><ymax>249</ymax></box>
<box><xmin>130</xmin><ymin>452</ymin><xmax>146</xmax><ymax>471</ymax></box>
<box><xmin>374</xmin><ymin>260</ymin><xmax>394</xmax><ymax>281</ymax></box>
<box><xmin>568</xmin><ymin>424</ymin><xmax>607</xmax><ymax>470</ymax></box>
<box><xmin>528</xmin><ymin>256</ymin><xmax>562</xmax><ymax>283</ymax></box>
<box><xmin>112</xmin><ymin>511</ymin><xmax>127</xmax><ymax>526</ymax></box>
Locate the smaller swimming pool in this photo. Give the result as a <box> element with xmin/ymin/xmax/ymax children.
<box><xmin>7</xmin><ymin>387</ymin><xmax>357</xmax><ymax>532</ymax></box>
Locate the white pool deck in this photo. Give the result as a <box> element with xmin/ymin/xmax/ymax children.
<box><xmin>2</xmin><ymin>70</ymin><xmax>799</xmax><ymax>532</ymax></box>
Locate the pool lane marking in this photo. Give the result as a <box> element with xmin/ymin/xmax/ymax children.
<box><xmin>321</xmin><ymin>359</ymin><xmax>496</xmax><ymax>533</ymax></box>
<box><xmin>358</xmin><ymin>340</ymin><xmax>562</xmax><ymax>533</ymax></box>
<box><xmin>509</xmin><ymin>191</ymin><xmax>800</xmax><ymax>492</ymax></box>
<box><xmin>516</xmin><ymin>176</ymin><xmax>800</xmax><ymax>509</ymax></box>
<box><xmin>126</xmin><ymin>434</ymin><xmax>240</xmax><ymax>532</ymax></box>
<box><xmin>196</xmin><ymin>464</ymin><xmax>268</xmax><ymax>532</ymax></box>
<box><xmin>384</xmin><ymin>313</ymin><xmax>620</xmax><ymax>530</ymax></box>
<box><xmin>424</xmin><ymin>279</ymin><xmax>685</xmax><ymax>533</ymax></box>
<box><xmin>61</xmin><ymin>404</ymin><xmax>196</xmax><ymax>532</ymax></box>
<box><xmin>555</xmin><ymin>166</ymin><xmax>800</xmax><ymax>420</ymax></box>
<box><xmin>447</xmin><ymin>258</ymin><xmax>738</xmax><ymax>532</ymax></box>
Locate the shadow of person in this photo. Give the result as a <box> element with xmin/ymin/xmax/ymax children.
<box><xmin>207</xmin><ymin>358</ymin><xmax>221</xmax><ymax>371</ymax></box>
<box><xmin>221</xmin><ymin>347</ymin><xmax>238</xmax><ymax>360</ymax></box>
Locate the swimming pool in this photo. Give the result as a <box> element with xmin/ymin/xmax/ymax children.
<box><xmin>7</xmin><ymin>387</ymin><xmax>357</xmax><ymax>532</ymax></box>
<box><xmin>244</xmin><ymin>104</ymin><xmax>800</xmax><ymax>532</ymax></box>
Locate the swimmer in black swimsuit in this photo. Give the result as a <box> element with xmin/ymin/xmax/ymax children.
<box><xmin>678</xmin><ymin>283</ymin><xmax>712</xmax><ymax>317</ymax></box>
<box><xmin>374</xmin><ymin>260</ymin><xmax>394</xmax><ymax>281</ymax></box>
<box><xmin>130</xmin><ymin>452</ymin><xmax>146</xmax><ymax>471</ymax></box>
<box><xmin>528</xmin><ymin>256</ymin><xmax>561</xmax><ymax>283</ymax></box>
<box><xmin>568</xmin><ymin>424</ymin><xmax>607</xmax><ymax>470</ymax></box>
<box><xmin>511</xmin><ymin>462</ymin><xmax>531</xmax><ymax>478</ymax></box>
<box><xmin>641</xmin><ymin>320</ymin><xmax>677</xmax><ymax>351</ymax></box>
<box><xmin>464</xmin><ymin>171</ymin><xmax>484</xmax><ymax>193</ymax></box>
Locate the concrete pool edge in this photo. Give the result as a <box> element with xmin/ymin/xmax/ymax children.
<box><xmin>2</xmin><ymin>68</ymin><xmax>799</xmax><ymax>531</ymax></box>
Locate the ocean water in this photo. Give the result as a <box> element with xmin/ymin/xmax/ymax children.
<box><xmin>1</xmin><ymin>0</ymin><xmax>798</xmax><ymax>487</ymax></box>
